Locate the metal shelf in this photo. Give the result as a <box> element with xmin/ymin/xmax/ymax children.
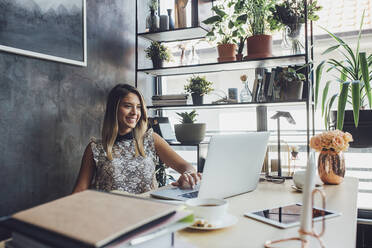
<box><xmin>138</xmin><ymin>26</ymin><xmax>209</xmax><ymax>43</ymax></box>
<box><xmin>147</xmin><ymin>100</ymin><xmax>308</xmax><ymax>110</ymax></box>
<box><xmin>138</xmin><ymin>54</ymin><xmax>306</xmax><ymax>77</ymax></box>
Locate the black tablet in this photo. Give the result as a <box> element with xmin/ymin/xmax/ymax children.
<box><xmin>244</xmin><ymin>203</ymin><xmax>341</xmax><ymax>229</ymax></box>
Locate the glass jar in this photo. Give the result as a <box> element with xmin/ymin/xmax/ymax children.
<box><xmin>240</xmin><ymin>81</ymin><xmax>252</xmax><ymax>102</ymax></box>
<box><xmin>281</xmin><ymin>23</ymin><xmax>304</xmax><ymax>55</ymax></box>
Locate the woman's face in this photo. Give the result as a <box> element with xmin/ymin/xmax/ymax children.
<box><xmin>117</xmin><ymin>93</ymin><xmax>142</xmax><ymax>134</ymax></box>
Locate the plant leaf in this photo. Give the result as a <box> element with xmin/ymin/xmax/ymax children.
<box><xmin>326</xmin><ymin>94</ymin><xmax>338</xmax><ymax>130</ymax></box>
<box><xmin>202</xmin><ymin>15</ymin><xmax>221</xmax><ymax>25</ymax></box>
<box><xmin>315</xmin><ymin>61</ymin><xmax>325</xmax><ymax>109</ymax></box>
<box><xmin>337</xmin><ymin>82</ymin><xmax>350</xmax><ymax>130</ymax></box>
<box><xmin>322</xmin><ymin>81</ymin><xmax>331</xmax><ymax>116</ymax></box>
<box><xmin>351</xmin><ymin>81</ymin><xmax>361</xmax><ymax>127</ymax></box>
<box><xmin>359</xmin><ymin>52</ymin><xmax>372</xmax><ymax>108</ymax></box>
<box><xmin>321</xmin><ymin>45</ymin><xmax>340</xmax><ymax>55</ymax></box>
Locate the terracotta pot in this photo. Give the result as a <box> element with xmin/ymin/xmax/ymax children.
<box><xmin>236</xmin><ymin>53</ymin><xmax>243</xmax><ymax>61</ymax></box>
<box><xmin>244</xmin><ymin>35</ymin><xmax>272</xmax><ymax>60</ymax></box>
<box><xmin>318</xmin><ymin>150</ymin><xmax>345</xmax><ymax>185</ymax></box>
<box><xmin>217</xmin><ymin>44</ymin><xmax>236</xmax><ymax>62</ymax></box>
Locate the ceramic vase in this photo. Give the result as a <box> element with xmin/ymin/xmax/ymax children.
<box><xmin>167</xmin><ymin>9</ymin><xmax>175</xmax><ymax>30</ymax></box>
<box><xmin>318</xmin><ymin>150</ymin><xmax>345</xmax><ymax>184</ymax></box>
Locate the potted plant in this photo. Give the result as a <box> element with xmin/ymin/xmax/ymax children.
<box><xmin>269</xmin><ymin>0</ymin><xmax>322</xmax><ymax>54</ymax></box>
<box><xmin>276</xmin><ymin>67</ymin><xmax>306</xmax><ymax>100</ymax></box>
<box><xmin>174</xmin><ymin>110</ymin><xmax>206</xmax><ymax>144</ymax></box>
<box><xmin>146</xmin><ymin>0</ymin><xmax>160</xmax><ymax>32</ymax></box>
<box><xmin>184</xmin><ymin>75</ymin><xmax>214</xmax><ymax>105</ymax></box>
<box><xmin>315</xmin><ymin>13</ymin><xmax>372</xmax><ymax>147</ymax></box>
<box><xmin>235</xmin><ymin>0</ymin><xmax>278</xmax><ymax>60</ymax></box>
<box><xmin>202</xmin><ymin>2</ymin><xmax>245</xmax><ymax>62</ymax></box>
<box><xmin>145</xmin><ymin>41</ymin><xmax>172</xmax><ymax>69</ymax></box>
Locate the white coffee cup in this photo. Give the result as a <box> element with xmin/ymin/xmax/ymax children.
<box><xmin>293</xmin><ymin>170</ymin><xmax>307</xmax><ymax>189</ymax></box>
<box><xmin>185</xmin><ymin>198</ymin><xmax>228</xmax><ymax>225</ymax></box>
<box><xmin>293</xmin><ymin>170</ymin><xmax>322</xmax><ymax>189</ymax></box>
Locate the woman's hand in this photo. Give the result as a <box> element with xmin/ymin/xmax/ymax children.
<box><xmin>171</xmin><ymin>171</ymin><xmax>202</xmax><ymax>189</ymax></box>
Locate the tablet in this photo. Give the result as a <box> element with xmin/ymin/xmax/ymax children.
<box><xmin>244</xmin><ymin>203</ymin><xmax>341</xmax><ymax>229</ymax></box>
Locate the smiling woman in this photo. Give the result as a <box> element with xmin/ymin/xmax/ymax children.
<box><xmin>72</xmin><ymin>84</ymin><xmax>202</xmax><ymax>194</ymax></box>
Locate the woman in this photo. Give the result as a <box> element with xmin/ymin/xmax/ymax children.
<box><xmin>73</xmin><ymin>84</ymin><xmax>201</xmax><ymax>194</ymax></box>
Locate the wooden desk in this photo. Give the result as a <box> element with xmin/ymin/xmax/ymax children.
<box><xmin>176</xmin><ymin>177</ymin><xmax>358</xmax><ymax>248</ymax></box>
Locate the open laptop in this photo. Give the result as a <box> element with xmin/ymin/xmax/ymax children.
<box><xmin>151</xmin><ymin>132</ymin><xmax>270</xmax><ymax>201</ymax></box>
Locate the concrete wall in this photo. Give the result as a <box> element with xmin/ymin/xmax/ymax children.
<box><xmin>0</xmin><ymin>0</ymin><xmax>138</xmax><ymax>220</ymax></box>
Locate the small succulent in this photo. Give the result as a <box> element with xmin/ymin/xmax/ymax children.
<box><xmin>176</xmin><ymin>110</ymin><xmax>198</xmax><ymax>124</ymax></box>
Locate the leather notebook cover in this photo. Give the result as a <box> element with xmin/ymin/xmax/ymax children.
<box><xmin>7</xmin><ymin>190</ymin><xmax>178</xmax><ymax>247</ymax></box>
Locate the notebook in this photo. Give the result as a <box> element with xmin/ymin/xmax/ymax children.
<box><xmin>151</xmin><ymin>132</ymin><xmax>270</xmax><ymax>201</ymax></box>
<box><xmin>1</xmin><ymin>190</ymin><xmax>181</xmax><ymax>248</ymax></box>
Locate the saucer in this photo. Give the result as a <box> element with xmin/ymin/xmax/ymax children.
<box><xmin>188</xmin><ymin>213</ymin><xmax>238</xmax><ymax>230</ymax></box>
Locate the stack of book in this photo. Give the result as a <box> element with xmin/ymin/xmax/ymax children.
<box><xmin>1</xmin><ymin>190</ymin><xmax>193</xmax><ymax>248</ymax></box>
<box><xmin>152</xmin><ymin>94</ymin><xmax>188</xmax><ymax>106</ymax></box>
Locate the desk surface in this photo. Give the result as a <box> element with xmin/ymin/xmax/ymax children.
<box><xmin>176</xmin><ymin>177</ymin><xmax>358</xmax><ymax>248</ymax></box>
<box><xmin>0</xmin><ymin>177</ymin><xmax>358</xmax><ymax>248</ymax></box>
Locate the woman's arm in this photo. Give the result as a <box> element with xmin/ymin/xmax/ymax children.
<box><xmin>72</xmin><ymin>143</ymin><xmax>95</xmax><ymax>194</ymax></box>
<box><xmin>153</xmin><ymin>132</ymin><xmax>201</xmax><ymax>188</ymax></box>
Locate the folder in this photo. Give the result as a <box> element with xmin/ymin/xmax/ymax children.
<box><xmin>1</xmin><ymin>190</ymin><xmax>190</xmax><ymax>248</ymax></box>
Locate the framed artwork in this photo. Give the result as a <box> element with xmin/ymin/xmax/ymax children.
<box><xmin>0</xmin><ymin>0</ymin><xmax>87</xmax><ymax>66</ymax></box>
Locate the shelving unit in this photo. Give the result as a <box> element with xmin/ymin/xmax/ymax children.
<box><xmin>135</xmin><ymin>0</ymin><xmax>314</xmax><ymax>174</ymax></box>
<box><xmin>138</xmin><ymin>54</ymin><xmax>306</xmax><ymax>77</ymax></box>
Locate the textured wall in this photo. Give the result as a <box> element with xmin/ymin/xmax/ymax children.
<box><xmin>0</xmin><ymin>0</ymin><xmax>138</xmax><ymax>218</ymax></box>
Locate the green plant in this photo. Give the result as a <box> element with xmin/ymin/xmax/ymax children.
<box><xmin>315</xmin><ymin>12</ymin><xmax>372</xmax><ymax>130</ymax></box>
<box><xmin>184</xmin><ymin>75</ymin><xmax>214</xmax><ymax>96</ymax></box>
<box><xmin>148</xmin><ymin>0</ymin><xmax>158</xmax><ymax>12</ymax></box>
<box><xmin>202</xmin><ymin>1</ymin><xmax>247</xmax><ymax>45</ymax></box>
<box><xmin>276</xmin><ymin>67</ymin><xmax>306</xmax><ymax>88</ymax></box>
<box><xmin>145</xmin><ymin>41</ymin><xmax>171</xmax><ymax>62</ymax></box>
<box><xmin>176</xmin><ymin>110</ymin><xmax>198</xmax><ymax>124</ymax></box>
<box><xmin>269</xmin><ymin>0</ymin><xmax>322</xmax><ymax>29</ymax></box>
<box><xmin>235</xmin><ymin>0</ymin><xmax>278</xmax><ymax>36</ymax></box>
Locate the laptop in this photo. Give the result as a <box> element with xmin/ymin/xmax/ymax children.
<box><xmin>151</xmin><ymin>132</ymin><xmax>270</xmax><ymax>201</ymax></box>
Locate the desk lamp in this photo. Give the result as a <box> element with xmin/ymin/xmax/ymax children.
<box><xmin>270</xmin><ymin>111</ymin><xmax>296</xmax><ymax>179</ymax></box>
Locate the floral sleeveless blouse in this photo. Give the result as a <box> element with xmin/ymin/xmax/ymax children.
<box><xmin>90</xmin><ymin>129</ymin><xmax>158</xmax><ymax>194</ymax></box>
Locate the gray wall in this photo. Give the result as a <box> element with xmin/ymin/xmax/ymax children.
<box><xmin>0</xmin><ymin>0</ymin><xmax>140</xmax><ymax>219</ymax></box>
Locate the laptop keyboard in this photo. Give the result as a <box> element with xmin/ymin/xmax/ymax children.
<box><xmin>179</xmin><ymin>191</ymin><xmax>199</xmax><ymax>198</ymax></box>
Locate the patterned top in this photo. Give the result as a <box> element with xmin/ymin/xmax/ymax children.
<box><xmin>90</xmin><ymin>129</ymin><xmax>158</xmax><ymax>194</ymax></box>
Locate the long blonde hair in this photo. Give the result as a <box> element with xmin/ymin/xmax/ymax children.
<box><xmin>102</xmin><ymin>84</ymin><xmax>148</xmax><ymax>160</ymax></box>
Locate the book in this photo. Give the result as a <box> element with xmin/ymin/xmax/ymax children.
<box><xmin>151</xmin><ymin>94</ymin><xmax>188</xmax><ymax>100</ymax></box>
<box><xmin>263</xmin><ymin>71</ymin><xmax>272</xmax><ymax>99</ymax></box>
<box><xmin>152</xmin><ymin>99</ymin><xmax>187</xmax><ymax>106</ymax></box>
<box><xmin>251</xmin><ymin>78</ymin><xmax>259</xmax><ymax>102</ymax></box>
<box><xmin>267</xmin><ymin>68</ymin><xmax>277</xmax><ymax>100</ymax></box>
<box><xmin>0</xmin><ymin>190</ymin><xmax>187</xmax><ymax>248</ymax></box>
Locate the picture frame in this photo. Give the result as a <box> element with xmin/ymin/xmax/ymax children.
<box><xmin>0</xmin><ymin>0</ymin><xmax>87</xmax><ymax>67</ymax></box>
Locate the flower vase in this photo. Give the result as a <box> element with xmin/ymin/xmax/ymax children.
<box><xmin>146</xmin><ymin>10</ymin><xmax>160</xmax><ymax>32</ymax></box>
<box><xmin>240</xmin><ymin>81</ymin><xmax>252</xmax><ymax>102</ymax></box>
<box><xmin>281</xmin><ymin>24</ymin><xmax>304</xmax><ymax>55</ymax></box>
<box><xmin>318</xmin><ymin>150</ymin><xmax>345</xmax><ymax>185</ymax></box>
